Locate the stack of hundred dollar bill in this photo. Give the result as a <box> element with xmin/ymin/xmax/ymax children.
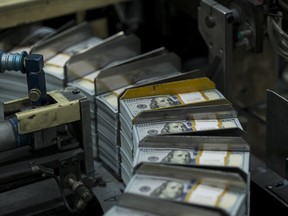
<box><xmin>94</xmin><ymin>49</ymin><xmax>184</xmax><ymax>176</ymax></box>
<box><xmin>105</xmin><ymin>193</ymin><xmax>227</xmax><ymax>216</ymax></box>
<box><xmin>120</xmin><ymin>106</ymin><xmax>248</xmax><ymax>182</ymax></box>
<box><xmin>38</xmin><ymin>22</ymin><xmax>104</xmax><ymax>91</ymax></box>
<box><xmin>135</xmin><ymin>131</ymin><xmax>250</xmax><ymax>199</ymax></box>
<box><xmin>107</xmin><ymin>163</ymin><xmax>249</xmax><ymax>216</ymax></box>
<box><xmin>67</xmin><ymin>33</ymin><xmax>142</xmax><ymax>157</ymax></box>
<box><xmin>119</xmin><ymin>77</ymin><xmax>247</xmax><ymax>183</ymax></box>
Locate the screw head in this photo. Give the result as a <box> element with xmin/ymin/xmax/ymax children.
<box><xmin>29</xmin><ymin>88</ymin><xmax>41</xmax><ymax>102</ymax></box>
<box><xmin>72</xmin><ymin>89</ymin><xmax>80</xmax><ymax>94</ymax></box>
<box><xmin>25</xmin><ymin>54</ymin><xmax>44</xmax><ymax>72</ymax></box>
<box><xmin>205</xmin><ymin>16</ymin><xmax>215</xmax><ymax>28</ymax></box>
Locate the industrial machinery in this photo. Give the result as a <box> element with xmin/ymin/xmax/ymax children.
<box><xmin>0</xmin><ymin>50</ymin><xmax>103</xmax><ymax>215</ymax></box>
<box><xmin>113</xmin><ymin>0</ymin><xmax>288</xmax><ymax>214</ymax></box>
<box><xmin>197</xmin><ymin>1</ymin><xmax>288</xmax><ymax>214</ymax></box>
<box><xmin>2</xmin><ymin>1</ymin><xmax>288</xmax><ymax>215</ymax></box>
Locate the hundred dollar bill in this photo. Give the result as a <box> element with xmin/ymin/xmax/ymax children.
<box><xmin>96</xmin><ymin>71</ymin><xmax>183</xmax><ymax>114</ymax></box>
<box><xmin>104</xmin><ymin>194</ymin><xmax>225</xmax><ymax>216</ymax></box>
<box><xmin>104</xmin><ymin>206</ymin><xmax>158</xmax><ymax>216</ymax></box>
<box><xmin>125</xmin><ymin>175</ymin><xmax>246</xmax><ymax>216</ymax></box>
<box><xmin>96</xmin><ymin>85</ymin><xmax>134</xmax><ymax>113</ymax></box>
<box><xmin>98</xmin><ymin>72</ymin><xmax>196</xmax><ymax>134</ymax></box>
<box><xmin>121</xmin><ymin>161</ymin><xmax>133</xmax><ymax>185</ymax></box>
<box><xmin>134</xmin><ymin>148</ymin><xmax>249</xmax><ymax>173</ymax></box>
<box><xmin>120</xmin><ymin>89</ymin><xmax>226</xmax><ymax>122</ymax></box>
<box><xmin>133</xmin><ymin>118</ymin><xmax>242</xmax><ymax>146</ymax></box>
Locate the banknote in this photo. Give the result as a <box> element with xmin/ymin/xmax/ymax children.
<box><xmin>97</xmin><ymin>71</ymin><xmax>185</xmax><ymax>114</ymax></box>
<box><xmin>125</xmin><ymin>175</ymin><xmax>245</xmax><ymax>215</ymax></box>
<box><xmin>96</xmin><ymin>85</ymin><xmax>134</xmax><ymax>112</ymax></box>
<box><xmin>120</xmin><ymin>89</ymin><xmax>226</xmax><ymax>119</ymax></box>
<box><xmin>104</xmin><ymin>194</ymin><xmax>226</xmax><ymax>216</ymax></box>
<box><xmin>121</xmin><ymin>161</ymin><xmax>133</xmax><ymax>185</ymax></box>
<box><xmin>120</xmin><ymin>130</ymin><xmax>134</xmax><ymax>160</ymax></box>
<box><xmin>121</xmin><ymin>147</ymin><xmax>133</xmax><ymax>168</ymax></box>
<box><xmin>133</xmin><ymin>148</ymin><xmax>249</xmax><ymax>173</ymax></box>
<box><xmin>133</xmin><ymin>118</ymin><xmax>242</xmax><ymax>145</ymax></box>
<box><xmin>104</xmin><ymin>206</ymin><xmax>158</xmax><ymax>216</ymax></box>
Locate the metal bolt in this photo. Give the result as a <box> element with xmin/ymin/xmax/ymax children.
<box><xmin>25</xmin><ymin>54</ymin><xmax>44</xmax><ymax>72</ymax></box>
<box><xmin>72</xmin><ymin>89</ymin><xmax>80</xmax><ymax>94</ymax></box>
<box><xmin>0</xmin><ymin>51</ymin><xmax>27</xmax><ymax>73</ymax></box>
<box><xmin>29</xmin><ymin>88</ymin><xmax>41</xmax><ymax>102</ymax></box>
<box><xmin>237</xmin><ymin>29</ymin><xmax>253</xmax><ymax>40</ymax></box>
<box><xmin>205</xmin><ymin>16</ymin><xmax>215</xmax><ymax>28</ymax></box>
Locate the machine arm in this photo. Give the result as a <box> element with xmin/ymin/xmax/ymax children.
<box><xmin>0</xmin><ymin>50</ymin><xmax>48</xmax><ymax>107</ymax></box>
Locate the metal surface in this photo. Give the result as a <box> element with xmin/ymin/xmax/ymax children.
<box><xmin>0</xmin><ymin>120</ymin><xmax>17</xmax><ymax>152</ymax></box>
<box><xmin>0</xmin><ymin>0</ymin><xmax>129</xmax><ymax>29</ymax></box>
<box><xmin>12</xmin><ymin>90</ymin><xmax>80</xmax><ymax>134</ymax></box>
<box><xmin>0</xmin><ymin>161</ymin><xmax>116</xmax><ymax>216</ymax></box>
<box><xmin>198</xmin><ymin>0</ymin><xmax>276</xmax><ymax>108</ymax></box>
<box><xmin>266</xmin><ymin>90</ymin><xmax>288</xmax><ymax>179</ymax></box>
<box><xmin>198</xmin><ymin>0</ymin><xmax>233</xmax><ymax>95</ymax></box>
<box><xmin>25</xmin><ymin>54</ymin><xmax>48</xmax><ymax>107</ymax></box>
<box><xmin>250</xmin><ymin>154</ymin><xmax>288</xmax><ymax>215</ymax></box>
<box><xmin>217</xmin><ymin>0</ymin><xmax>264</xmax><ymax>53</ymax></box>
<box><xmin>79</xmin><ymin>94</ymin><xmax>94</xmax><ymax>175</ymax></box>
<box><xmin>65</xmin><ymin>33</ymin><xmax>141</xmax><ymax>83</ymax></box>
<box><xmin>0</xmin><ymin>86</ymin><xmax>96</xmax><ymax>214</ymax></box>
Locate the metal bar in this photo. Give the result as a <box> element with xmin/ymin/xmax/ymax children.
<box><xmin>0</xmin><ymin>0</ymin><xmax>128</xmax><ymax>29</ymax></box>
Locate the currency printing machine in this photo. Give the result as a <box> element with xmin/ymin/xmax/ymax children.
<box><xmin>114</xmin><ymin>0</ymin><xmax>288</xmax><ymax>215</ymax></box>
<box><xmin>1</xmin><ymin>0</ymin><xmax>288</xmax><ymax>215</ymax></box>
<box><xmin>0</xmin><ymin>51</ymin><xmax>104</xmax><ymax>215</ymax></box>
<box><xmin>143</xmin><ymin>0</ymin><xmax>288</xmax><ymax>215</ymax></box>
<box><xmin>196</xmin><ymin>1</ymin><xmax>288</xmax><ymax>215</ymax></box>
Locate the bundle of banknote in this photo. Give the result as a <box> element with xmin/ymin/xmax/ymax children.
<box><xmin>121</xmin><ymin>134</ymin><xmax>250</xmax><ymax>179</ymax></box>
<box><xmin>66</xmin><ymin>33</ymin><xmax>143</xmax><ymax>85</ymax></box>
<box><xmin>119</xmin><ymin>89</ymin><xmax>229</xmax><ymax>163</ymax></box>
<box><xmin>93</xmin><ymin>50</ymin><xmax>183</xmax><ymax>176</ymax></box>
<box><xmin>119</xmin><ymin>82</ymin><xmax>227</xmax><ymax>131</ymax></box>
<box><xmin>96</xmin><ymin>86</ymin><xmax>134</xmax><ymax>175</ymax></box>
<box><xmin>67</xmin><ymin>33</ymin><xmax>142</xmax><ymax>158</ymax></box>
<box><xmin>95</xmin><ymin>68</ymin><xmax>209</xmax><ymax>177</ymax></box>
<box><xmin>72</xmin><ymin>47</ymin><xmax>171</xmax><ymax>160</ymax></box>
<box><xmin>104</xmin><ymin>193</ymin><xmax>226</xmax><ymax>216</ymax></box>
<box><xmin>44</xmin><ymin>36</ymin><xmax>103</xmax><ymax>89</ymax></box>
<box><xmin>42</xmin><ymin>24</ymin><xmax>104</xmax><ymax>91</ymax></box>
<box><xmin>118</xmin><ymin>78</ymin><xmax>246</xmax><ymax>181</ymax></box>
<box><xmin>121</xmin><ymin>120</ymin><xmax>246</xmax><ymax>177</ymax></box>
<box><xmin>123</xmin><ymin>163</ymin><xmax>248</xmax><ymax>216</ymax></box>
